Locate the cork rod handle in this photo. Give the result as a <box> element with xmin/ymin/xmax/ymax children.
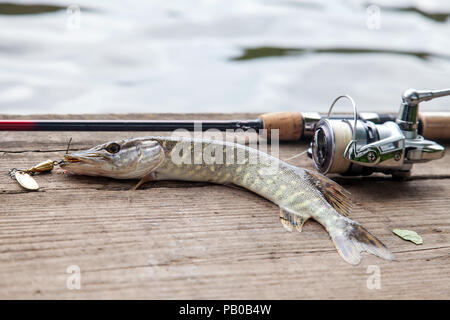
<box><xmin>259</xmin><ymin>112</ymin><xmax>304</xmax><ymax>141</ymax></box>
<box><xmin>419</xmin><ymin>111</ymin><xmax>450</xmax><ymax>140</ymax></box>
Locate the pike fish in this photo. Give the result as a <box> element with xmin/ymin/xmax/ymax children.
<box><xmin>61</xmin><ymin>136</ymin><xmax>395</xmax><ymax>265</ymax></box>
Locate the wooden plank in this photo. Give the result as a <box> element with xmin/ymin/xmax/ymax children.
<box><xmin>0</xmin><ymin>114</ymin><xmax>449</xmax><ymax>299</ymax></box>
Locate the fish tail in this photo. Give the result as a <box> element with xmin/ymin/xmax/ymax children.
<box><xmin>328</xmin><ymin>217</ymin><xmax>395</xmax><ymax>265</ymax></box>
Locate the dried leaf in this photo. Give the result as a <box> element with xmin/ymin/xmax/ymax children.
<box><xmin>392</xmin><ymin>229</ymin><xmax>423</xmax><ymax>245</ymax></box>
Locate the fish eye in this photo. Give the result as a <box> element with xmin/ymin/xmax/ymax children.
<box><xmin>105</xmin><ymin>143</ymin><xmax>121</xmax><ymax>154</ymax></box>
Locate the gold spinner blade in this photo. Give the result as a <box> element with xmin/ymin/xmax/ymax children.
<box><xmin>14</xmin><ymin>171</ymin><xmax>40</xmax><ymax>191</ymax></box>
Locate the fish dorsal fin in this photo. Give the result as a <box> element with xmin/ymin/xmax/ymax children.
<box><xmin>303</xmin><ymin>169</ymin><xmax>352</xmax><ymax>216</ymax></box>
<box><xmin>279</xmin><ymin>206</ymin><xmax>310</xmax><ymax>233</ymax></box>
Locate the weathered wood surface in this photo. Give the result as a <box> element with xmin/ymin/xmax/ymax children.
<box><xmin>0</xmin><ymin>113</ymin><xmax>449</xmax><ymax>299</ymax></box>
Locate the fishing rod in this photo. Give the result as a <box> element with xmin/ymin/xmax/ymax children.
<box><xmin>1</xmin><ymin>88</ymin><xmax>449</xmax><ymax>178</ymax></box>
<box><xmin>0</xmin><ymin>112</ymin><xmax>397</xmax><ymax>138</ymax></box>
<box><xmin>1</xmin><ymin>89</ymin><xmax>450</xmax><ymax>141</ymax></box>
<box><xmin>1</xmin><ymin>110</ymin><xmax>449</xmax><ymax>140</ymax></box>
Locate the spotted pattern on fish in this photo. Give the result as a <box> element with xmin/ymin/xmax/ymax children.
<box><xmin>61</xmin><ymin>136</ymin><xmax>395</xmax><ymax>265</ymax></box>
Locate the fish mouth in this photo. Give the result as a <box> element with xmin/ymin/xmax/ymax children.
<box><xmin>62</xmin><ymin>152</ymin><xmax>104</xmax><ymax>166</ymax></box>
<box><xmin>64</xmin><ymin>155</ymin><xmax>82</xmax><ymax>163</ymax></box>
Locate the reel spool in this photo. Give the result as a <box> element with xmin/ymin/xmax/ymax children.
<box><xmin>312</xmin><ymin>95</ymin><xmax>377</xmax><ymax>175</ymax></box>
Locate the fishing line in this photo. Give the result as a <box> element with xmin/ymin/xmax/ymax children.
<box><xmin>66</xmin><ymin>137</ymin><xmax>73</xmax><ymax>154</ymax></box>
<box><xmin>283</xmin><ymin>150</ymin><xmax>308</xmax><ymax>161</ymax></box>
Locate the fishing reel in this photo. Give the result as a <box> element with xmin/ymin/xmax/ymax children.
<box><xmin>310</xmin><ymin>89</ymin><xmax>448</xmax><ymax>179</ymax></box>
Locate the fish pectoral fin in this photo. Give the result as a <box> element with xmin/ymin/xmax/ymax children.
<box><xmin>303</xmin><ymin>169</ymin><xmax>352</xmax><ymax>216</ymax></box>
<box><xmin>132</xmin><ymin>173</ymin><xmax>154</xmax><ymax>191</ymax></box>
<box><xmin>279</xmin><ymin>206</ymin><xmax>310</xmax><ymax>233</ymax></box>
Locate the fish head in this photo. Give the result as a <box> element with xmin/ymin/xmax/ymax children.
<box><xmin>60</xmin><ymin>138</ymin><xmax>165</xmax><ymax>179</ymax></box>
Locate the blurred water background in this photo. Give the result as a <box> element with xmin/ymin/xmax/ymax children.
<box><xmin>1</xmin><ymin>0</ymin><xmax>450</xmax><ymax>114</ymax></box>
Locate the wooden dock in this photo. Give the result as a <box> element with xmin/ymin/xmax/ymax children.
<box><xmin>0</xmin><ymin>113</ymin><xmax>449</xmax><ymax>299</ymax></box>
